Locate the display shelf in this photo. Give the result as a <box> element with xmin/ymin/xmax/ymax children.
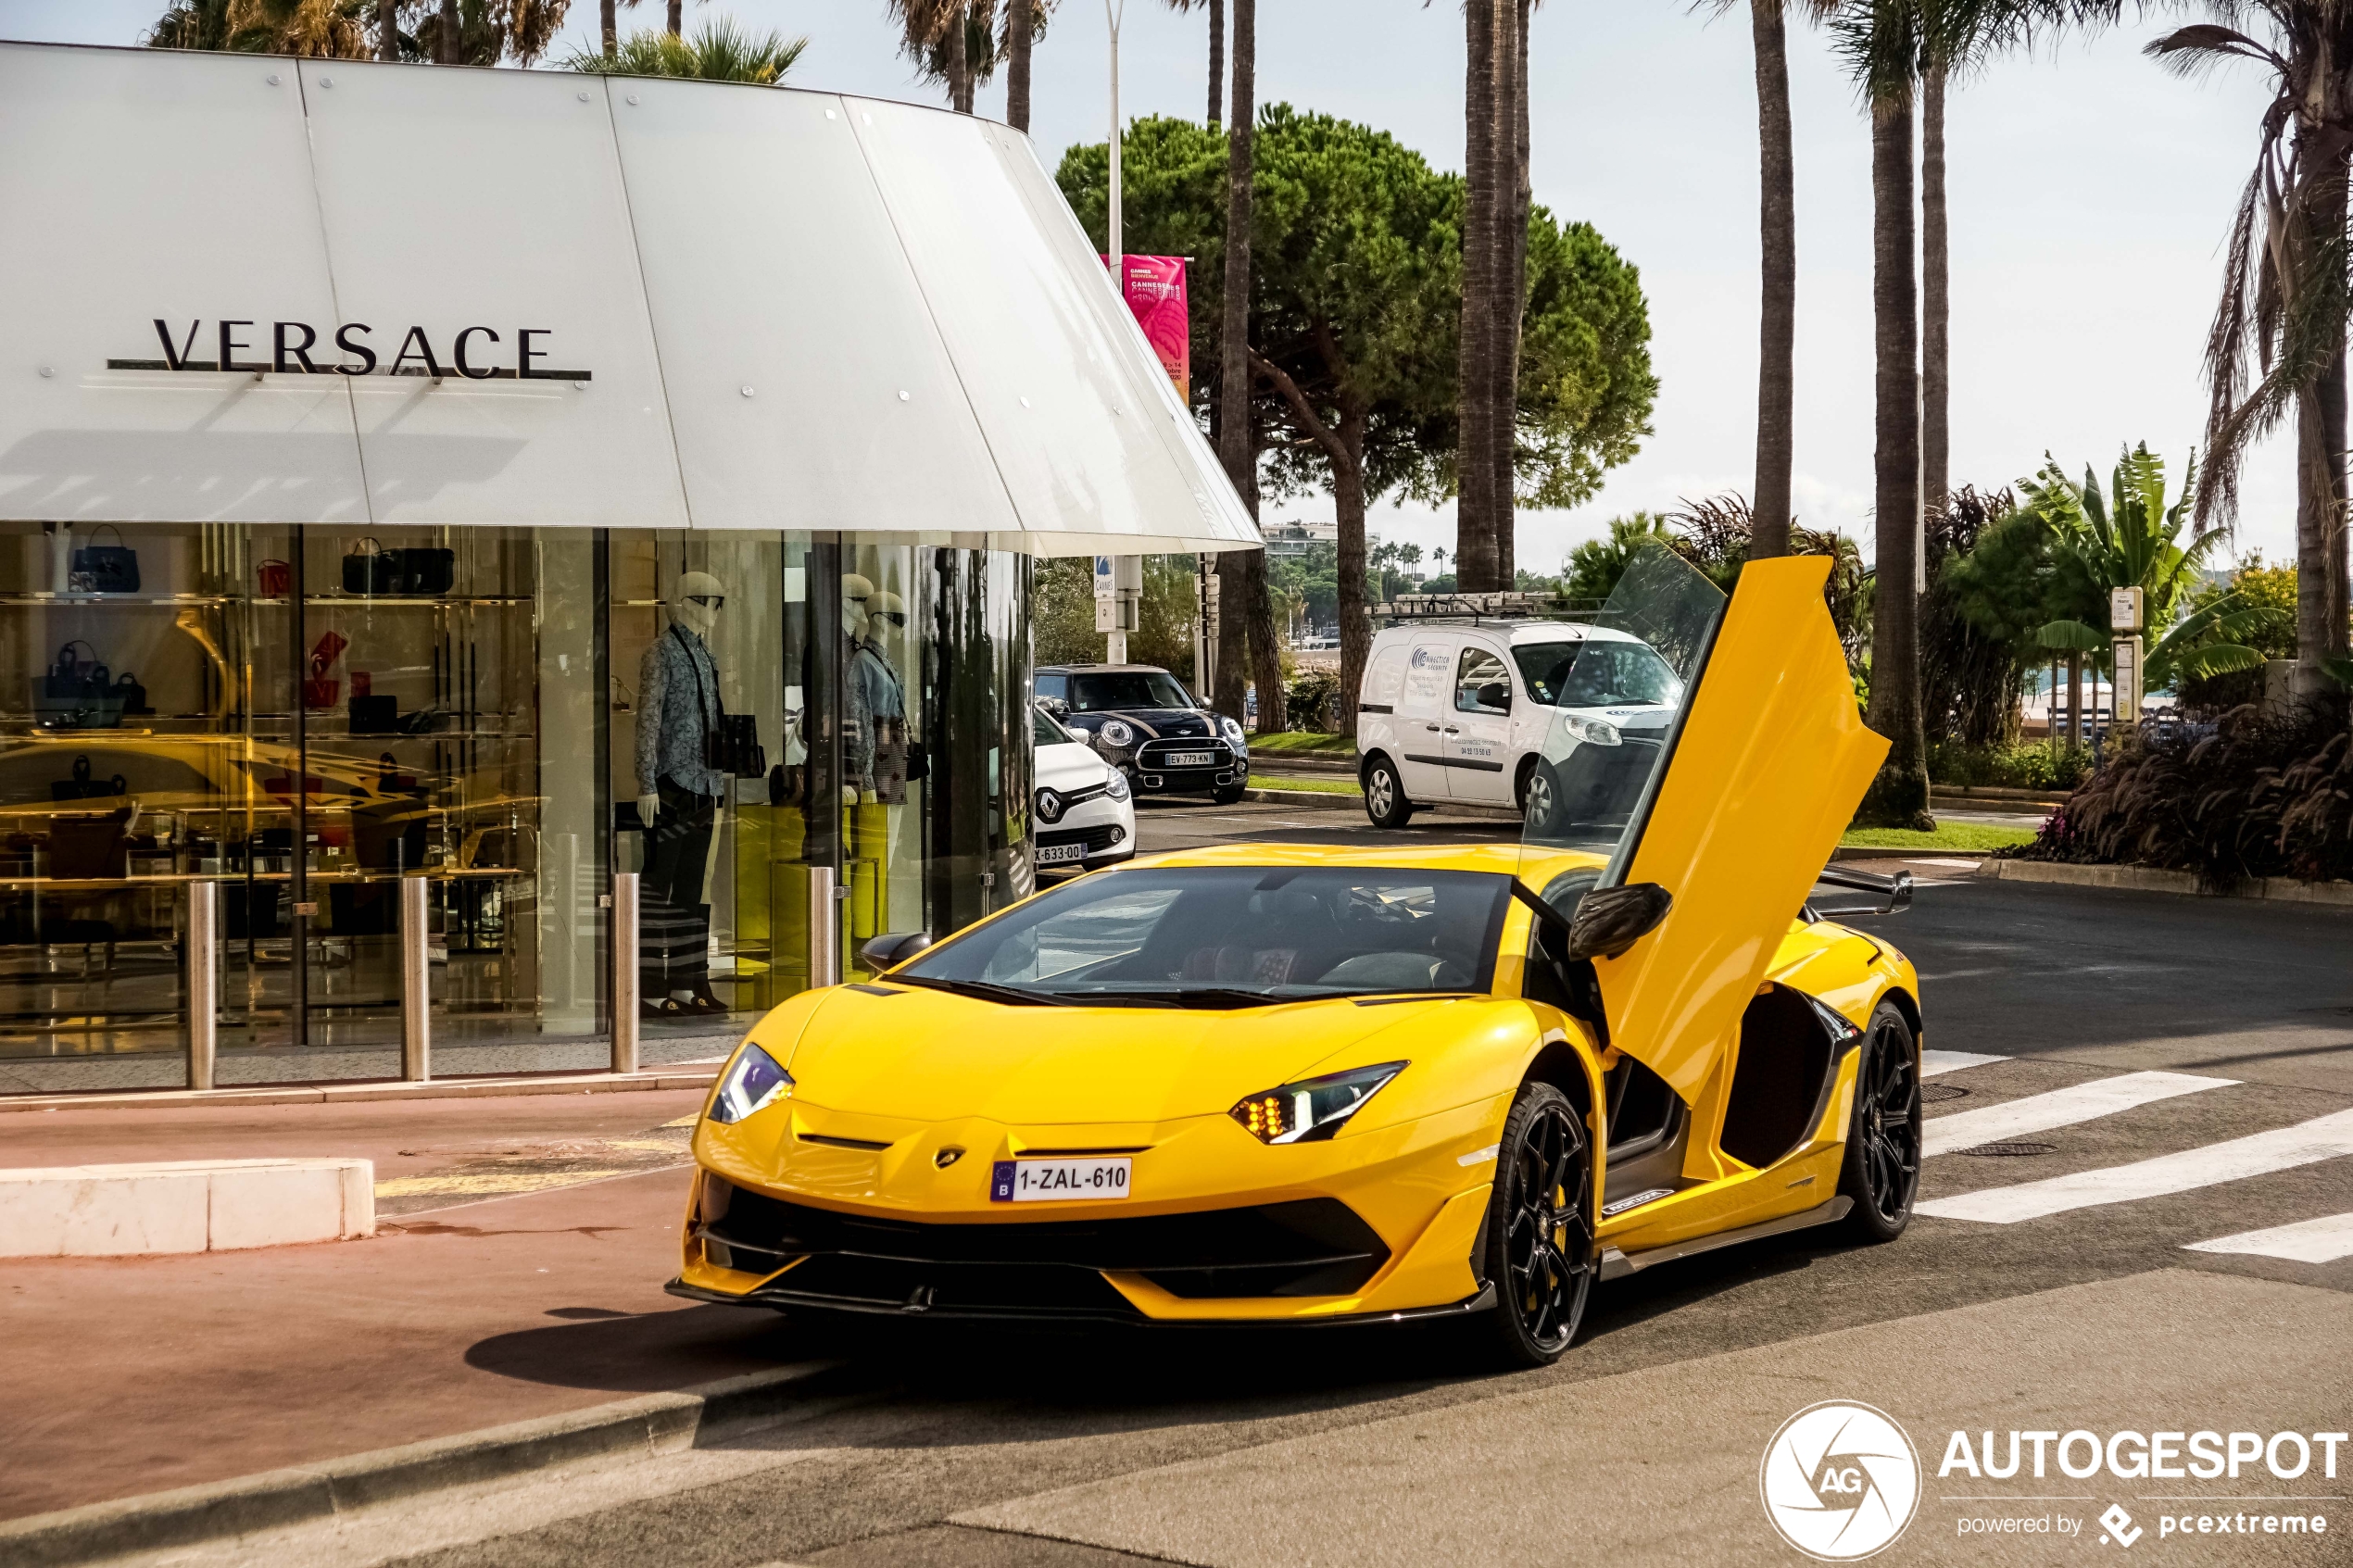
<box><xmin>0</xmin><ymin>593</ymin><xmax>235</xmax><ymax>607</ymax></box>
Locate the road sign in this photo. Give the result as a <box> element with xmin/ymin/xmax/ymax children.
<box><xmin>2109</xmin><ymin>586</ymin><xmax>2144</xmax><ymax>633</ymax></box>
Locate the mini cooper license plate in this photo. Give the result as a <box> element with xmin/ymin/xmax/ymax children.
<box><xmin>1164</xmin><ymin>750</ymin><xmax>1214</xmax><ymax>766</ymax></box>
<box><xmin>990</xmin><ymin>1157</ymin><xmax>1131</xmax><ymax>1202</ymax></box>
<box><xmin>1034</xmin><ymin>842</ymin><xmax>1086</xmax><ymax>868</ymax></box>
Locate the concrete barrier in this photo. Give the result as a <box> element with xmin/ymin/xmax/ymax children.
<box><xmin>0</xmin><ymin>1159</ymin><xmax>373</xmax><ymax>1258</ymax></box>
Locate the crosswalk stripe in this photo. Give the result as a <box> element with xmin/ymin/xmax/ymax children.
<box><xmin>1922</xmin><ymin>1049</ymin><xmax>2005</xmax><ymax>1076</ymax></box>
<box><xmin>1921</xmin><ymin>1071</ymin><xmax>2235</xmax><ymax>1158</ymax></box>
<box><xmin>2183</xmin><ymin>1211</ymin><xmax>2353</xmax><ymax>1264</ymax></box>
<box><xmin>1916</xmin><ymin>1107</ymin><xmax>2353</xmax><ymax>1224</ymax></box>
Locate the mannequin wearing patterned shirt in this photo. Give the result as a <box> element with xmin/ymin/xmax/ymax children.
<box><xmin>635</xmin><ymin>570</ymin><xmax>729</xmax><ymax>1016</ymax></box>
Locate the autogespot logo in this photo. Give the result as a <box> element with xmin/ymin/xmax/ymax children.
<box><xmin>1761</xmin><ymin>1400</ymin><xmax>1923</xmax><ymax>1561</ymax></box>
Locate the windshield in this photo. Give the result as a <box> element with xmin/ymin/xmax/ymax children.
<box><xmin>1512</xmin><ymin>638</ymin><xmax>1680</xmax><ymax>709</ymax></box>
<box><xmin>1521</xmin><ymin>543</ymin><xmax>1727</xmax><ymax>909</ymax></box>
<box><xmin>1071</xmin><ymin>671</ymin><xmax>1196</xmax><ymax>711</ymax></box>
<box><xmin>1032</xmin><ymin>705</ymin><xmax>1076</xmax><ymax>746</ymax></box>
<box><xmin>894</xmin><ymin>866</ymin><xmax>1512</xmax><ymax>1005</ymax></box>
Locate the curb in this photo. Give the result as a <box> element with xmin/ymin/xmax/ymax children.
<box><xmin>1240</xmin><ymin>786</ymin><xmax>1523</xmax><ymax>822</ymax></box>
<box><xmin>1975</xmin><ymin>858</ymin><xmax>2353</xmax><ymax>906</ymax></box>
<box><xmin>0</xmin><ymin>1361</ymin><xmax>837</xmax><ymax>1568</ymax></box>
<box><xmin>0</xmin><ymin>1068</ymin><xmax>723</xmax><ymax>1116</ymax></box>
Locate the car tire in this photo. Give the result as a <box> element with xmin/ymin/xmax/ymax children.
<box><xmin>1517</xmin><ymin>759</ymin><xmax>1559</xmax><ymax>835</ymax></box>
<box><xmin>1362</xmin><ymin>756</ymin><xmax>1415</xmax><ymax>829</ymax></box>
<box><xmin>1212</xmin><ymin>783</ymin><xmax>1247</xmax><ymax>805</ymax></box>
<box><xmin>1471</xmin><ymin>1081</ymin><xmax>1594</xmax><ymax>1369</ymax></box>
<box><xmin>1838</xmin><ymin>1002</ymin><xmax>1922</xmax><ymax>1244</ymax></box>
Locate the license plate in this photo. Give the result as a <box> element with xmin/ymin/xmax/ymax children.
<box><xmin>1034</xmin><ymin>842</ymin><xmax>1085</xmax><ymax>867</ymax></box>
<box><xmin>990</xmin><ymin>1157</ymin><xmax>1131</xmax><ymax>1202</ymax></box>
<box><xmin>1164</xmin><ymin>750</ymin><xmax>1214</xmax><ymax>766</ymax></box>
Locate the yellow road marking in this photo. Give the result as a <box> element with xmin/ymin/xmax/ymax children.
<box><xmin>374</xmin><ymin>1170</ymin><xmax>624</xmax><ymax>1198</ymax></box>
<box><xmin>661</xmin><ymin>1115</ymin><xmax>700</xmax><ymax>1129</ymax></box>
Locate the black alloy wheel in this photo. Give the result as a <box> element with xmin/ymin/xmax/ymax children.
<box><xmin>1363</xmin><ymin>755</ymin><xmax>1415</xmax><ymax>829</ymax></box>
<box><xmin>1517</xmin><ymin>759</ymin><xmax>1559</xmax><ymax>835</ymax></box>
<box><xmin>1475</xmin><ymin>1081</ymin><xmax>1594</xmax><ymax>1367</ymax></box>
<box><xmin>1839</xmin><ymin>1002</ymin><xmax>1922</xmax><ymax>1242</ymax></box>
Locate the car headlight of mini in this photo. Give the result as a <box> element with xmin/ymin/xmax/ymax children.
<box><xmin>1229</xmin><ymin>1061</ymin><xmax>1407</xmax><ymax>1145</ymax></box>
<box><xmin>1098</xmin><ymin>719</ymin><xmax>1135</xmax><ymax>749</ymax></box>
<box><xmin>1101</xmin><ymin>768</ymin><xmax>1130</xmax><ymax>802</ymax></box>
<box><xmin>1560</xmin><ymin>714</ymin><xmax>1622</xmax><ymax>746</ymax></box>
<box><xmin>1219</xmin><ymin>715</ymin><xmax>1246</xmax><ymax>746</ymax></box>
<box><xmin>709</xmin><ymin>1042</ymin><xmax>794</xmax><ymax>1124</ymax></box>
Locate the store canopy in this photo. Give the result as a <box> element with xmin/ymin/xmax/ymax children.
<box><xmin>0</xmin><ymin>41</ymin><xmax>1261</xmax><ymax>558</ymax></box>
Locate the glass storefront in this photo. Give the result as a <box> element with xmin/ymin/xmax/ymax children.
<box><xmin>0</xmin><ymin>521</ymin><xmax>1029</xmax><ymax>1095</ymax></box>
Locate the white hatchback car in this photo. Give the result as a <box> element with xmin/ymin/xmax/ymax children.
<box><xmin>1353</xmin><ymin>620</ymin><xmax>1685</xmax><ymax>831</ymax></box>
<box><xmin>1030</xmin><ymin>701</ymin><xmax>1136</xmax><ymax>878</ymax></box>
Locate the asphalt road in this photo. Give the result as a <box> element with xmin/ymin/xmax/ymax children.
<box><xmin>208</xmin><ymin>805</ymin><xmax>2353</xmax><ymax>1568</ymax></box>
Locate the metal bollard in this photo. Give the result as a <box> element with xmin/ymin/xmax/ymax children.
<box><xmin>400</xmin><ymin>876</ymin><xmax>430</xmax><ymax>1082</ymax></box>
<box><xmin>187</xmin><ymin>880</ymin><xmax>217</xmax><ymax>1090</ymax></box>
<box><xmin>809</xmin><ymin>865</ymin><xmax>839</xmax><ymax>988</ymax></box>
<box><xmin>611</xmin><ymin>872</ymin><xmax>639</xmax><ymax>1075</ymax></box>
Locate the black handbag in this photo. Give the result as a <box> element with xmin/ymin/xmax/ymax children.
<box><xmin>352</xmin><ymin>753</ymin><xmax>429</xmax><ymax>871</ymax></box>
<box><xmin>32</xmin><ymin>642</ymin><xmax>124</xmax><ymax>730</ymax></box>
<box><xmin>342</xmin><ymin>536</ymin><xmax>398</xmax><ymax>595</ymax></box>
<box><xmin>111</xmin><ymin>671</ymin><xmax>149</xmax><ymax>715</ymax></box>
<box><xmin>349</xmin><ymin>694</ymin><xmax>400</xmax><ymax>734</ymax></box>
<box><xmin>69</xmin><ymin>525</ymin><xmax>140</xmax><ymax>594</ymax></box>
<box><xmin>392</xmin><ymin>547</ymin><xmax>455</xmax><ymax>595</ymax></box>
<box><xmin>50</xmin><ymin>755</ymin><xmax>129</xmax><ymax>801</ymax></box>
<box><xmin>673</xmin><ymin>625</ymin><xmax>766</xmax><ymax>777</ymax></box>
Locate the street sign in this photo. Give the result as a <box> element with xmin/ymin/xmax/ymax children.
<box><xmin>2109</xmin><ymin>585</ymin><xmax>2144</xmax><ymax>632</ymax></box>
<box><xmin>1094</xmin><ymin>555</ymin><xmax>1114</xmax><ymax>600</ymax></box>
<box><xmin>2112</xmin><ymin>634</ymin><xmax>2142</xmax><ymax>722</ymax></box>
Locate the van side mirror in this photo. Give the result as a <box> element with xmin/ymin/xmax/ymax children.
<box><xmin>1564</xmin><ymin>882</ymin><xmax>1672</xmax><ymax>962</ymax></box>
<box><xmin>859</xmin><ymin>931</ymin><xmax>933</xmax><ymax>973</ymax></box>
<box><xmin>1475</xmin><ymin>681</ymin><xmax>1512</xmax><ymax>712</ymax></box>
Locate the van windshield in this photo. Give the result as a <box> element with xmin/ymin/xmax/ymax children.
<box><xmin>1072</xmin><ymin>671</ymin><xmax>1197</xmax><ymax>711</ymax></box>
<box><xmin>1513</xmin><ymin>638</ymin><xmax>1680</xmax><ymax>709</ymax></box>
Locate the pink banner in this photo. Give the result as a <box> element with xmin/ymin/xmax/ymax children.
<box><xmin>1104</xmin><ymin>254</ymin><xmax>1189</xmax><ymax>401</ymax></box>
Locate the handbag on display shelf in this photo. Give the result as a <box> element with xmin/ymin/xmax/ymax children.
<box><xmin>69</xmin><ymin>524</ymin><xmax>140</xmax><ymax>595</ymax></box>
<box><xmin>352</xmin><ymin>753</ymin><xmax>429</xmax><ymax>872</ymax></box>
<box><xmin>51</xmin><ymin>755</ymin><xmax>129</xmax><ymax>801</ymax></box>
<box><xmin>392</xmin><ymin>547</ymin><xmax>455</xmax><ymax>595</ymax></box>
<box><xmin>111</xmin><ymin>671</ymin><xmax>150</xmax><ymax>715</ymax></box>
<box><xmin>302</xmin><ymin>630</ymin><xmax>347</xmax><ymax>710</ymax></box>
<box><xmin>341</xmin><ymin>537</ymin><xmax>396</xmax><ymax>595</ymax></box>
<box><xmin>256</xmin><ymin>558</ymin><xmax>292</xmax><ymax>596</ymax></box>
<box><xmin>31</xmin><ymin>642</ymin><xmax>125</xmax><ymax>730</ymax></box>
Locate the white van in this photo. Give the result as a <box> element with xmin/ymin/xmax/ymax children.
<box><xmin>1353</xmin><ymin>620</ymin><xmax>1685</xmax><ymax>830</ymax></box>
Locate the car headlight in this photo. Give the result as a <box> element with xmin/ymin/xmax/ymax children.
<box><xmin>1559</xmin><ymin>714</ymin><xmax>1622</xmax><ymax>746</ymax></box>
<box><xmin>1229</xmin><ymin>1061</ymin><xmax>1407</xmax><ymax>1145</ymax></box>
<box><xmin>1036</xmin><ymin>786</ymin><xmax>1064</xmax><ymax>823</ymax></box>
<box><xmin>1101</xmin><ymin>768</ymin><xmax>1130</xmax><ymax>802</ymax></box>
<box><xmin>1098</xmin><ymin>719</ymin><xmax>1135</xmax><ymax>749</ymax></box>
<box><xmin>709</xmin><ymin>1042</ymin><xmax>794</xmax><ymax>1124</ymax></box>
<box><xmin>1219</xmin><ymin>715</ymin><xmax>1245</xmax><ymax>745</ymax></box>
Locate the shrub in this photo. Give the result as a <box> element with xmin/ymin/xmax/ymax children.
<box><xmin>1927</xmin><ymin>742</ymin><xmax>2093</xmax><ymax>793</ymax></box>
<box><xmin>2008</xmin><ymin>709</ymin><xmax>2353</xmax><ymax>889</ymax></box>
<box><xmin>1283</xmin><ymin>669</ymin><xmax>1342</xmax><ymax>733</ymax></box>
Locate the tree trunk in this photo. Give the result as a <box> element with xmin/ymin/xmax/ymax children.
<box><xmin>1922</xmin><ymin>57</ymin><xmax>1950</xmax><ymax>546</ymax></box>
<box><xmin>598</xmin><ymin>0</ymin><xmax>615</xmax><ymax>56</ymax></box>
<box><xmin>1749</xmin><ymin>0</ymin><xmax>1794</xmax><ymax>559</ymax></box>
<box><xmin>2065</xmin><ymin>651</ymin><xmax>2082</xmax><ymax>751</ymax></box>
<box><xmin>1454</xmin><ymin>0</ymin><xmax>1499</xmax><ymax>593</ymax></box>
<box><xmin>381</xmin><ymin>0</ymin><xmax>401</xmax><ymax>60</ymax></box>
<box><xmin>667</xmin><ymin>0</ymin><xmax>683</xmax><ymax>37</ymax></box>
<box><xmin>949</xmin><ymin>3</ymin><xmax>971</xmax><ymax>114</ymax></box>
<box><xmin>1006</xmin><ymin>0</ymin><xmax>1032</xmax><ymax>132</ymax></box>
<box><xmin>1860</xmin><ymin>90</ymin><xmax>1931</xmax><ymax>829</ymax></box>
<box><xmin>436</xmin><ymin>0</ymin><xmax>459</xmax><ymax>63</ymax></box>
<box><xmin>1214</xmin><ymin>0</ymin><xmax>1261</xmax><ymax>727</ymax></box>
<box><xmin>1246</xmin><ymin>548</ymin><xmax>1286</xmax><ymax>733</ymax></box>
<box><xmin>1491</xmin><ymin>0</ymin><xmax>1530</xmax><ymax>589</ymax></box>
<box><xmin>1208</xmin><ymin>0</ymin><xmax>1225</xmax><ymax>130</ymax></box>
<box><xmin>1336</xmin><ymin>408</ymin><xmax>1372</xmax><ymax>739</ymax></box>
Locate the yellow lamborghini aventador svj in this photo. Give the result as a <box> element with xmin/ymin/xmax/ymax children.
<box><xmin>669</xmin><ymin>546</ymin><xmax>1924</xmax><ymax>1367</ymax></box>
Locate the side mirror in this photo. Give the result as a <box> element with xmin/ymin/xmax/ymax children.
<box><xmin>1475</xmin><ymin>681</ymin><xmax>1512</xmax><ymax>712</ymax></box>
<box><xmin>858</xmin><ymin>931</ymin><xmax>932</xmax><ymax>973</ymax></box>
<box><xmin>1037</xmin><ymin>696</ymin><xmax>1072</xmax><ymax>719</ymax></box>
<box><xmin>1564</xmin><ymin>882</ymin><xmax>1672</xmax><ymax>963</ymax></box>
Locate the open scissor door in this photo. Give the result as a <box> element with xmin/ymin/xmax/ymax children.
<box><xmin>1521</xmin><ymin>546</ymin><xmax>1885</xmax><ymax>1101</ymax></box>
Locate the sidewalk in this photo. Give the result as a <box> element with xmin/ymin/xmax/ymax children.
<box><xmin>0</xmin><ymin>1088</ymin><xmax>810</xmax><ymax>1524</ymax></box>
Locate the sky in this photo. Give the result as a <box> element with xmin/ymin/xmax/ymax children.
<box><xmin>3</xmin><ymin>1</ymin><xmax>2290</xmax><ymax>575</ymax></box>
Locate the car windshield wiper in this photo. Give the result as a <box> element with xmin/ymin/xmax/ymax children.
<box><xmin>891</xmin><ymin>976</ymin><xmax>1083</xmax><ymax>1008</ymax></box>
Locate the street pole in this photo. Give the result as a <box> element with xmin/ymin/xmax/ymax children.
<box><xmin>1104</xmin><ymin>0</ymin><xmax>1136</xmax><ymax>666</ymax></box>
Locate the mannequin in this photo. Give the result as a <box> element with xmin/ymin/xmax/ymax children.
<box><xmin>857</xmin><ymin>590</ymin><xmax>910</xmax><ymax>805</ymax></box>
<box><xmin>636</xmin><ymin>570</ymin><xmax>730</xmax><ymax>1016</ymax></box>
<box><xmin>839</xmin><ymin>573</ymin><xmax>875</xmax><ymax>806</ymax></box>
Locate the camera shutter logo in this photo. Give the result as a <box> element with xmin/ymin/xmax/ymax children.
<box><xmin>1759</xmin><ymin>1400</ymin><xmax>1921</xmax><ymax>1561</ymax></box>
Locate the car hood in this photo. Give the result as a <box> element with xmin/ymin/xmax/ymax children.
<box><xmin>1035</xmin><ymin>741</ymin><xmax>1110</xmax><ymax>790</ymax></box>
<box><xmin>1073</xmin><ymin>708</ymin><xmax>1221</xmax><ymax>740</ymax></box>
<box><xmin>775</xmin><ymin>984</ymin><xmax>1433</xmax><ymax>1125</ymax></box>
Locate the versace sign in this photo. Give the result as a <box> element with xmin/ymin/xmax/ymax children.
<box><xmin>109</xmin><ymin>320</ymin><xmax>591</xmax><ymax>382</ymax></box>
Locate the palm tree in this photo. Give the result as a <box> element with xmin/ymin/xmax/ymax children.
<box><xmin>2150</xmin><ymin>6</ymin><xmax>2353</xmax><ymax>682</ymax></box>
<box><xmin>1455</xmin><ymin>0</ymin><xmax>1504</xmax><ymax>593</ymax></box>
<box><xmin>887</xmin><ymin>1</ymin><xmax>984</xmax><ymax>113</ymax></box>
<box><xmin>1004</xmin><ymin>1</ymin><xmax>1038</xmax><ymax>130</ymax></box>
<box><xmin>565</xmin><ymin>18</ymin><xmax>804</xmax><ymax>82</ymax></box>
<box><xmin>1702</xmin><ymin>3</ymin><xmax>1840</xmax><ymax>560</ymax></box>
<box><xmin>1162</xmin><ymin>0</ymin><xmax>1225</xmax><ymax>127</ymax></box>
<box><xmin>150</xmin><ymin>0</ymin><xmax>372</xmax><ymax>55</ymax></box>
